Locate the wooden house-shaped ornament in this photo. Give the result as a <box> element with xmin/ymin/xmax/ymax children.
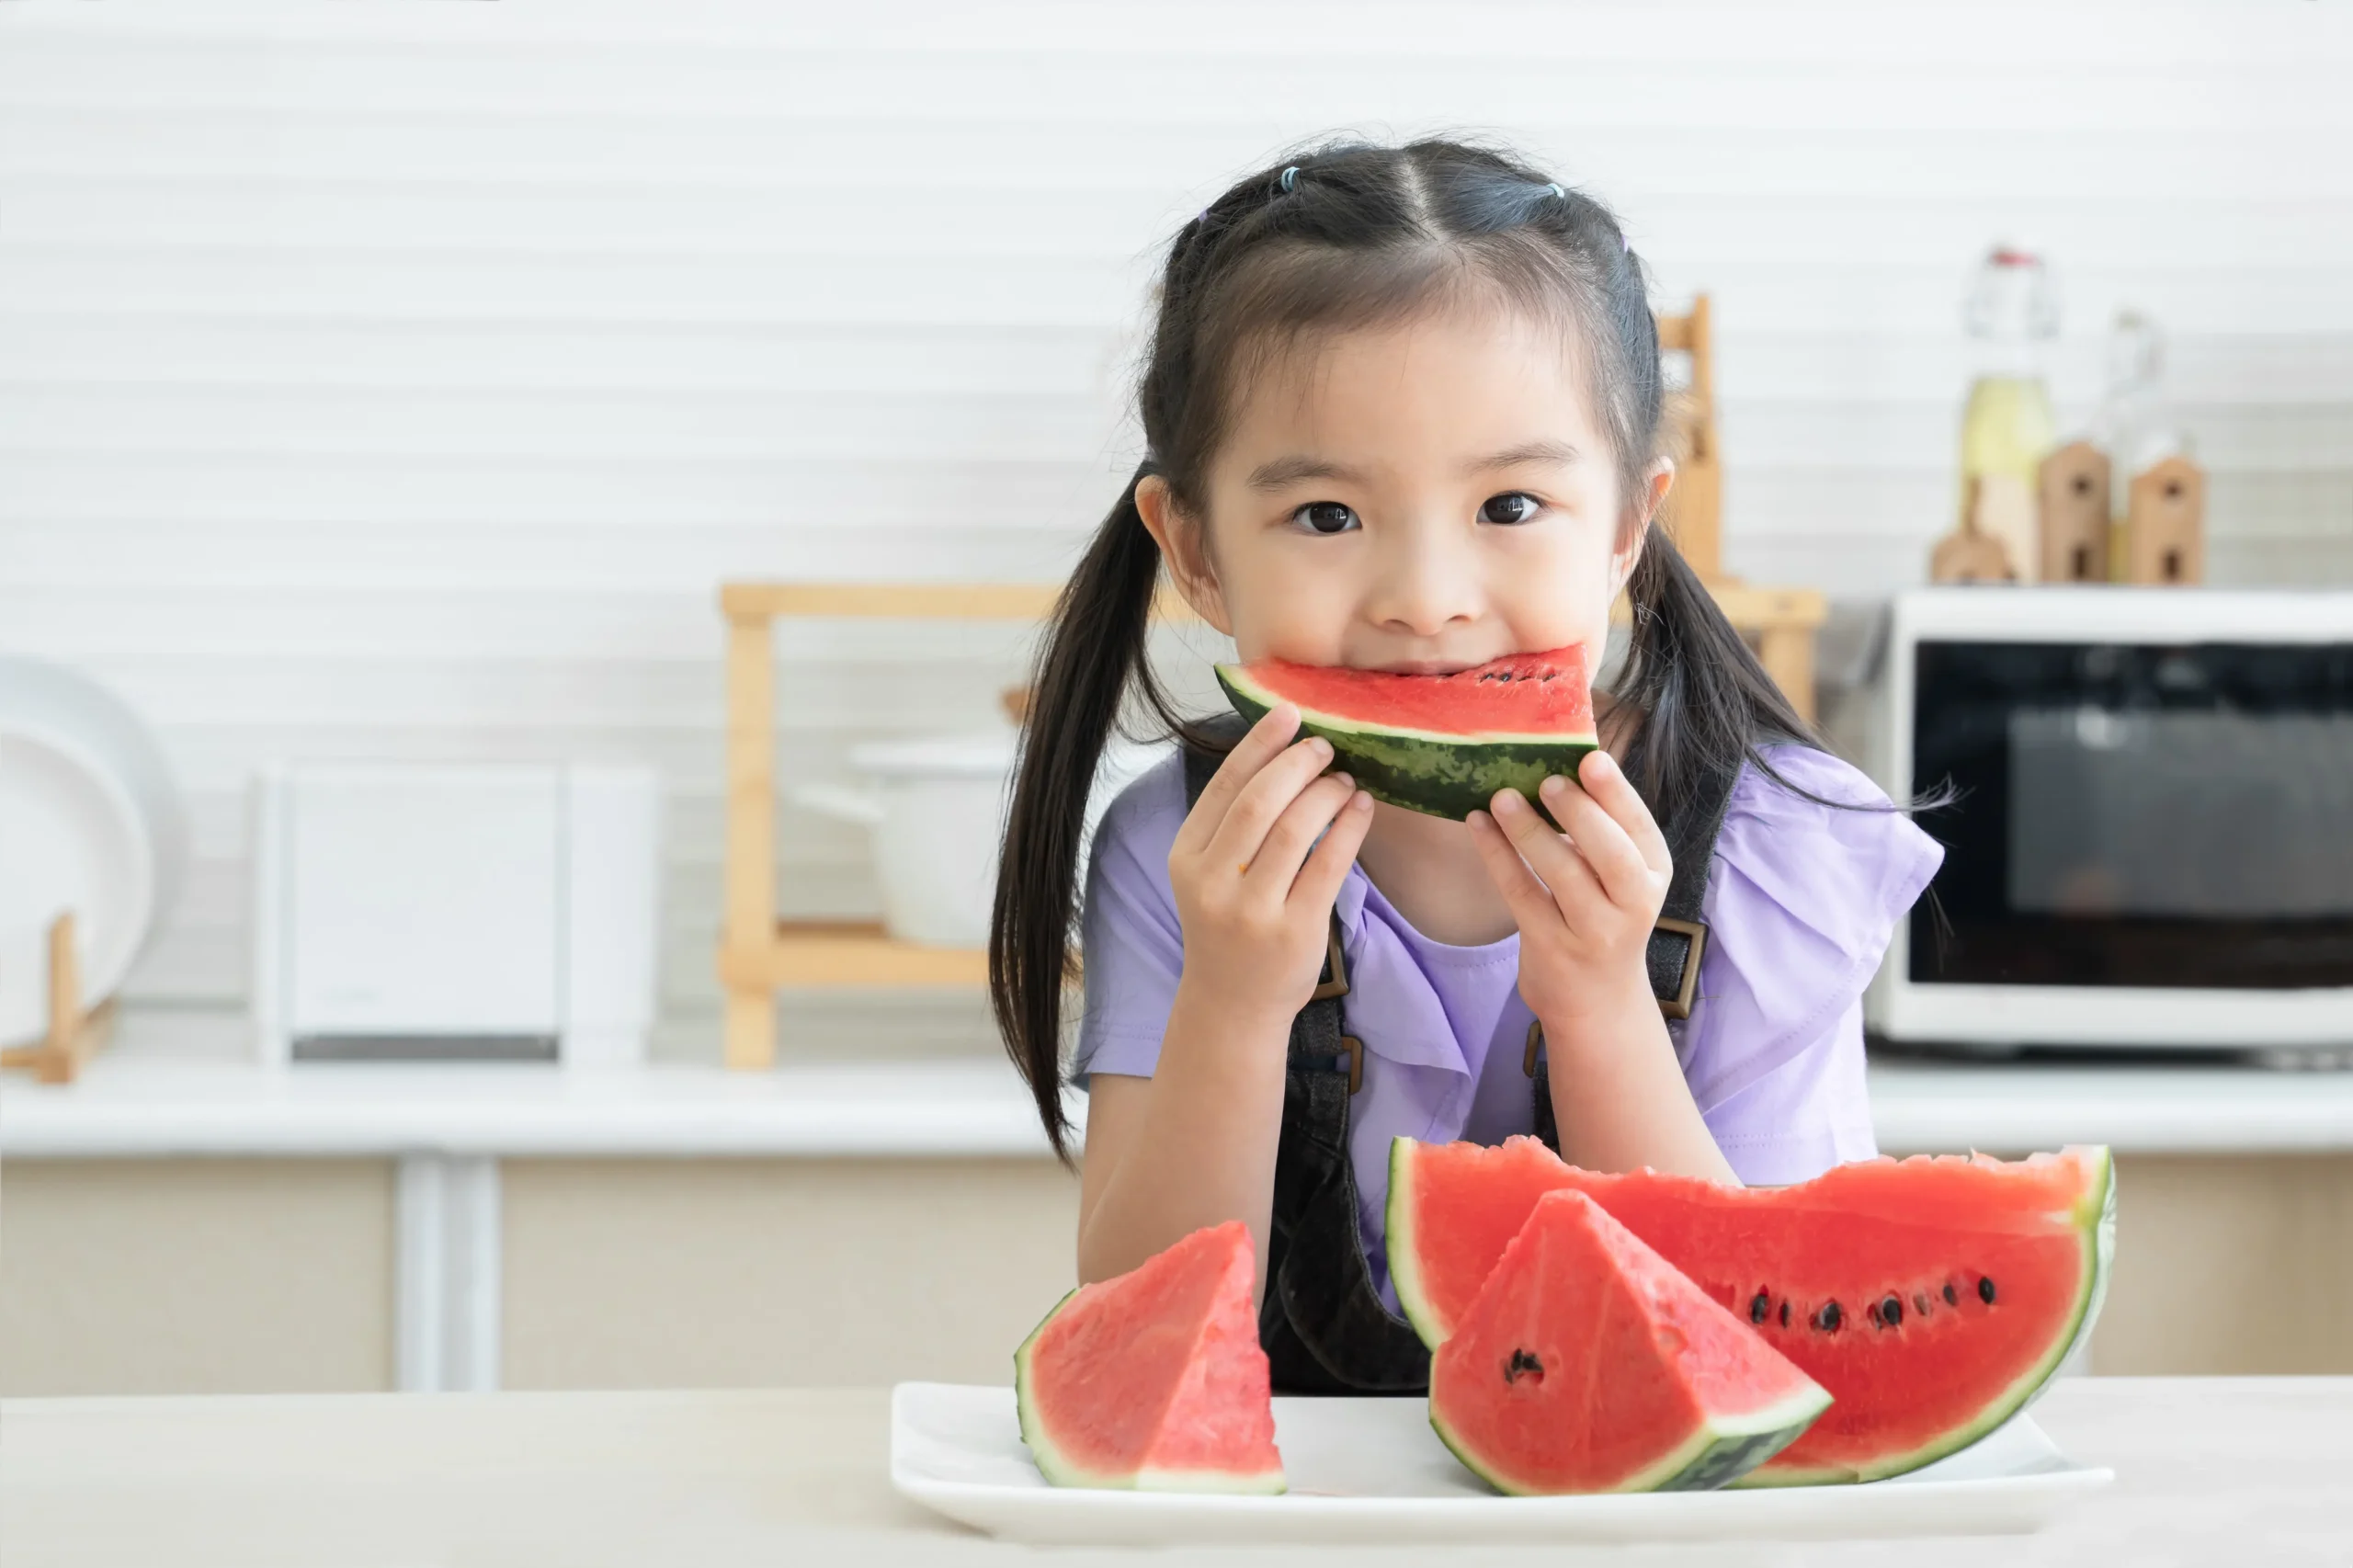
<box><xmin>2123</xmin><ymin>454</ymin><xmax>2205</xmax><ymax>585</ymax></box>
<box><xmin>2038</xmin><ymin>440</ymin><xmax>2111</xmax><ymax>583</ymax></box>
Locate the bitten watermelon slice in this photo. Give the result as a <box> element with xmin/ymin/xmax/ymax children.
<box><xmin>1214</xmin><ymin>645</ymin><xmax>1597</xmax><ymax>820</ymax></box>
<box><xmin>1430</xmin><ymin>1188</ymin><xmax>1831</xmax><ymax>1494</ymax></box>
<box><xmin>1013</xmin><ymin>1221</ymin><xmax>1284</xmax><ymax>1493</ymax></box>
<box><xmin>1388</xmin><ymin>1137</ymin><xmax>2116</xmax><ymax>1485</ymax></box>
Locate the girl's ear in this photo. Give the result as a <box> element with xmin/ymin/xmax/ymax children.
<box><xmin>1135</xmin><ymin>474</ymin><xmax>1233</xmax><ymax>635</ymax></box>
<box><xmin>1612</xmin><ymin>457</ymin><xmax>1676</xmax><ymax>597</ymax></box>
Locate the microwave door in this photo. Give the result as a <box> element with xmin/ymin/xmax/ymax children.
<box><xmin>1909</xmin><ymin>639</ymin><xmax>2353</xmax><ymax>1005</ymax></box>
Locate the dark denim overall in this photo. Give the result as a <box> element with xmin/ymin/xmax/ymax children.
<box><xmin>1179</xmin><ymin>722</ymin><xmax>1738</xmax><ymax>1395</ymax></box>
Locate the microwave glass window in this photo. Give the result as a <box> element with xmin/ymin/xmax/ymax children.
<box><xmin>1912</xmin><ymin>640</ymin><xmax>2353</xmax><ymax>990</ymax></box>
<box><xmin>2007</xmin><ymin>710</ymin><xmax>2353</xmax><ymax>920</ymax></box>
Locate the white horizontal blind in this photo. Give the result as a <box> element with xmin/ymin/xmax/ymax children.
<box><xmin>4</xmin><ymin>0</ymin><xmax>2348</xmax><ymax>1055</ymax></box>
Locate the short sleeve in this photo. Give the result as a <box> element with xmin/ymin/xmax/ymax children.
<box><xmin>1703</xmin><ymin>999</ymin><xmax>1880</xmax><ymax>1185</ymax></box>
<box><xmin>1070</xmin><ymin>751</ymin><xmax>1191</xmax><ymax>1087</ymax></box>
<box><xmin>1676</xmin><ymin>745</ymin><xmax>1942</xmax><ymax>1119</ymax></box>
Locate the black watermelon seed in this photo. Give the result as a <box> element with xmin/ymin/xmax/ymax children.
<box><xmin>1943</xmin><ymin>1282</ymin><xmax>1960</xmax><ymax>1307</ymax></box>
<box><xmin>1779</xmin><ymin>1301</ymin><xmax>1790</xmax><ymax>1328</ymax></box>
<box><xmin>1865</xmin><ymin>1301</ymin><xmax>1881</xmax><ymax>1327</ymax></box>
<box><xmin>1881</xmin><ymin>1295</ymin><xmax>1904</xmax><ymax>1327</ymax></box>
<box><xmin>1914</xmin><ymin>1292</ymin><xmax>1932</xmax><ymax>1317</ymax></box>
<box><xmin>1979</xmin><ymin>1276</ymin><xmax>1997</xmax><ymax>1305</ymax></box>
<box><xmin>1506</xmin><ymin>1347</ymin><xmax>1545</xmax><ymax>1384</ymax></box>
<box><xmin>1750</xmin><ymin>1290</ymin><xmax>1771</xmax><ymax>1324</ymax></box>
<box><xmin>1813</xmin><ymin>1301</ymin><xmax>1842</xmax><ymax>1332</ymax></box>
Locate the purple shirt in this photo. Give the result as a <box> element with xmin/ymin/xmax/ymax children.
<box><xmin>1073</xmin><ymin>744</ymin><xmax>1944</xmax><ymax>1305</ymax></box>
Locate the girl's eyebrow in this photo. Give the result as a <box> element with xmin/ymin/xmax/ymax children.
<box><xmin>1245</xmin><ymin>453</ymin><xmax>1362</xmax><ymax>492</ymax></box>
<box><xmin>1464</xmin><ymin>438</ymin><xmax>1581</xmax><ymax>475</ymax></box>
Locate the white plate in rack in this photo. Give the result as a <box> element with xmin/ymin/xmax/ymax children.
<box><xmin>889</xmin><ymin>1381</ymin><xmax>2111</xmax><ymax>1548</ymax></box>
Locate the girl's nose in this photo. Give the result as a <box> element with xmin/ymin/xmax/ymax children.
<box><xmin>1364</xmin><ymin>521</ymin><xmax>1483</xmax><ymax>638</ymax></box>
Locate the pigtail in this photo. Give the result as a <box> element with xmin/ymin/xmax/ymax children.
<box><xmin>990</xmin><ymin>463</ymin><xmax>1168</xmax><ymax>1163</ymax></box>
<box><xmin>1613</xmin><ymin>528</ymin><xmax>1817</xmax><ymax>833</ymax></box>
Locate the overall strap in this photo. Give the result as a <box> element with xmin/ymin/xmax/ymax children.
<box><xmin>1529</xmin><ymin>756</ymin><xmax>1744</xmax><ymax>1152</ymax></box>
<box><xmin>1181</xmin><ymin>719</ymin><xmax>1428</xmax><ymax>1393</ymax></box>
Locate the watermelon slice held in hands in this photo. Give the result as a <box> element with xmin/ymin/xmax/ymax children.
<box><xmin>1214</xmin><ymin>646</ymin><xmax>1597</xmax><ymax>820</ymax></box>
<box><xmin>1389</xmin><ymin>1136</ymin><xmax>2116</xmax><ymax>1485</ymax></box>
<box><xmin>1430</xmin><ymin>1188</ymin><xmax>1831</xmax><ymax>1494</ymax></box>
<box><xmin>1013</xmin><ymin>1221</ymin><xmax>1284</xmax><ymax>1494</ymax></box>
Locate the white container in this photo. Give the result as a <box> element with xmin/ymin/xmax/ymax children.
<box><xmin>797</xmin><ymin>733</ymin><xmax>1163</xmax><ymax>949</ymax></box>
<box><xmin>0</xmin><ymin>658</ymin><xmax>188</xmax><ymax>1049</ymax></box>
<box><xmin>250</xmin><ymin>762</ymin><xmax>662</xmax><ymax>1065</ymax></box>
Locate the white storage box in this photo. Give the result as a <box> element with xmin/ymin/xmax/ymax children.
<box><xmin>250</xmin><ymin>763</ymin><xmax>661</xmax><ymax>1065</ymax></box>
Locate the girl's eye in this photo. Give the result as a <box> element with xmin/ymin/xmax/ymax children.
<box><xmin>1479</xmin><ymin>492</ymin><xmax>1543</xmax><ymax>527</ymax></box>
<box><xmin>1292</xmin><ymin>501</ymin><xmax>1360</xmax><ymax>535</ymax></box>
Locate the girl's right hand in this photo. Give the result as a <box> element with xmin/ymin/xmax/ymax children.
<box><xmin>1167</xmin><ymin>705</ymin><xmax>1375</xmax><ymax>1025</ymax></box>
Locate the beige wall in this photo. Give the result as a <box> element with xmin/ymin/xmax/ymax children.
<box><xmin>4</xmin><ymin>1153</ymin><xmax>2347</xmax><ymax>1396</ymax></box>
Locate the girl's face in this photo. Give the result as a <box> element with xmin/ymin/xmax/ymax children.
<box><xmin>1141</xmin><ymin>303</ymin><xmax>1669</xmax><ymax>675</ymax></box>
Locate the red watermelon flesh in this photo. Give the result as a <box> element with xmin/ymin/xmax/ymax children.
<box><xmin>1390</xmin><ymin>1134</ymin><xmax>1579</xmax><ymax>1349</ymax></box>
<box><xmin>1430</xmin><ymin>1188</ymin><xmax>1831</xmax><ymax>1494</ymax></box>
<box><xmin>1389</xmin><ymin>1137</ymin><xmax>2115</xmax><ymax>1484</ymax></box>
<box><xmin>1012</xmin><ymin>1221</ymin><xmax>1284</xmax><ymax>1493</ymax></box>
<box><xmin>1214</xmin><ymin>645</ymin><xmax>1598</xmax><ymax>821</ymax></box>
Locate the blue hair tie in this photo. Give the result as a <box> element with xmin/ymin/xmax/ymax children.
<box><xmin>1545</xmin><ymin>182</ymin><xmax>1564</xmax><ymax>199</ymax></box>
<box><xmin>1279</xmin><ymin>165</ymin><xmax>1299</xmax><ymax>193</ymax></box>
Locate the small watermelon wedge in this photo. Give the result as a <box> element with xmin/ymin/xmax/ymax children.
<box><xmin>1430</xmin><ymin>1188</ymin><xmax>1831</xmax><ymax>1494</ymax></box>
<box><xmin>1388</xmin><ymin>1136</ymin><xmax>2116</xmax><ymax>1485</ymax></box>
<box><xmin>1013</xmin><ymin>1221</ymin><xmax>1284</xmax><ymax>1494</ymax></box>
<box><xmin>1214</xmin><ymin>645</ymin><xmax>1597</xmax><ymax>821</ymax></box>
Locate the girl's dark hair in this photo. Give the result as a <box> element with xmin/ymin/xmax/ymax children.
<box><xmin>992</xmin><ymin>137</ymin><xmax>1822</xmax><ymax>1160</ymax></box>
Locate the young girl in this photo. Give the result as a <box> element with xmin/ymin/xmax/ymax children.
<box><xmin>990</xmin><ymin>139</ymin><xmax>1941</xmax><ymax>1393</ymax></box>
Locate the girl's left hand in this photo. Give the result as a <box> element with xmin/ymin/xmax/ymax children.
<box><xmin>1467</xmin><ymin>750</ymin><xmax>1672</xmax><ymax>1044</ymax></box>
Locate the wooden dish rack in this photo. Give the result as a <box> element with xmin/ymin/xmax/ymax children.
<box><xmin>715</xmin><ymin>578</ymin><xmax>1822</xmax><ymax>1070</ymax></box>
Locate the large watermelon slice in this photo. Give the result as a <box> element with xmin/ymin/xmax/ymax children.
<box><xmin>1214</xmin><ymin>645</ymin><xmax>1597</xmax><ymax>820</ymax></box>
<box><xmin>1430</xmin><ymin>1188</ymin><xmax>1831</xmax><ymax>1494</ymax></box>
<box><xmin>1012</xmin><ymin>1221</ymin><xmax>1285</xmax><ymax>1493</ymax></box>
<box><xmin>1389</xmin><ymin>1136</ymin><xmax>2115</xmax><ymax>1485</ymax></box>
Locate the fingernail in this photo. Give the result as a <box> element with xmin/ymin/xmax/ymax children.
<box><xmin>1352</xmin><ymin>790</ymin><xmax>1373</xmax><ymax>811</ymax></box>
<box><xmin>1587</xmin><ymin>751</ymin><xmax>1617</xmax><ymax>778</ymax></box>
<box><xmin>1540</xmin><ymin>774</ymin><xmax>1568</xmax><ymax>798</ymax></box>
<box><xmin>1310</xmin><ymin>737</ymin><xmax>1334</xmax><ymax>760</ymax></box>
<box><xmin>1331</xmin><ymin>771</ymin><xmax>1353</xmax><ymax>789</ymax></box>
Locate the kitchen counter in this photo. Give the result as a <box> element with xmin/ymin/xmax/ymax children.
<box><xmin>5</xmin><ymin>1379</ymin><xmax>2348</xmax><ymax>1567</ymax></box>
<box><xmin>9</xmin><ymin>1051</ymin><xmax>2353</xmax><ymax>1160</ymax></box>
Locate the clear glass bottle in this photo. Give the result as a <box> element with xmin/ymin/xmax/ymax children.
<box><xmin>1956</xmin><ymin>247</ymin><xmax>2059</xmax><ymax>581</ymax></box>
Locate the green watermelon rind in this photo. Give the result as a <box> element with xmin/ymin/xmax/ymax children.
<box><xmin>1429</xmin><ymin>1346</ymin><xmax>1832</xmax><ymax>1495</ymax></box>
<box><xmin>1216</xmin><ymin>664</ymin><xmax>1598</xmax><ymax>823</ymax></box>
<box><xmin>1732</xmin><ymin>1145</ymin><xmax>2119</xmax><ymax>1488</ymax></box>
<box><xmin>1012</xmin><ymin>1287</ymin><xmax>1289</xmax><ymax>1495</ymax></box>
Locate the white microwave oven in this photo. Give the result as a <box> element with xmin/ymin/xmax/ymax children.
<box><xmin>1870</xmin><ymin>587</ymin><xmax>2353</xmax><ymax>1058</ymax></box>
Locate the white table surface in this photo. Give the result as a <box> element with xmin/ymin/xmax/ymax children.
<box><xmin>4</xmin><ymin>1380</ymin><xmax>2347</xmax><ymax>1567</ymax></box>
<box><xmin>6</xmin><ymin>1049</ymin><xmax>2353</xmax><ymax>1159</ymax></box>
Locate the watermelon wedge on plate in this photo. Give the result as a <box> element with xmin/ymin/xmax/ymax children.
<box><xmin>1430</xmin><ymin>1188</ymin><xmax>1830</xmax><ymax>1494</ymax></box>
<box><xmin>1214</xmin><ymin>645</ymin><xmax>1597</xmax><ymax>820</ymax></box>
<box><xmin>1389</xmin><ymin>1136</ymin><xmax>2116</xmax><ymax>1485</ymax></box>
<box><xmin>1013</xmin><ymin>1221</ymin><xmax>1284</xmax><ymax>1494</ymax></box>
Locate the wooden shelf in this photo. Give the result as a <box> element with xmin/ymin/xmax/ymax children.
<box><xmin>720</xmin><ymin>922</ymin><xmax>990</xmax><ymax>991</ymax></box>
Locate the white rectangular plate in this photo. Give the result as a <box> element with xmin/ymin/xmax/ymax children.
<box><xmin>890</xmin><ymin>1382</ymin><xmax>2111</xmax><ymax>1547</ymax></box>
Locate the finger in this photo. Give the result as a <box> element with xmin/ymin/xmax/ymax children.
<box><xmin>1538</xmin><ymin>770</ymin><xmax>1654</xmax><ymax>910</ymax></box>
<box><xmin>1465</xmin><ymin>809</ymin><xmax>1563</xmax><ymax>934</ymax></box>
<box><xmin>1247</xmin><ymin>772</ymin><xmax>1357</xmax><ymax>894</ymax></box>
<box><xmin>1290</xmin><ymin>787</ymin><xmax>1375</xmax><ymax>915</ymax></box>
<box><xmin>1575</xmin><ymin>750</ymin><xmax>1673</xmax><ymax>877</ymax></box>
<box><xmin>1171</xmin><ymin>704</ymin><xmax>1300</xmax><ymax>857</ymax></box>
<box><xmin>1204</xmin><ymin>733</ymin><xmax>1336</xmax><ymax>869</ymax></box>
<box><xmin>1490</xmin><ymin>787</ymin><xmax>1608</xmax><ymax>919</ymax></box>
